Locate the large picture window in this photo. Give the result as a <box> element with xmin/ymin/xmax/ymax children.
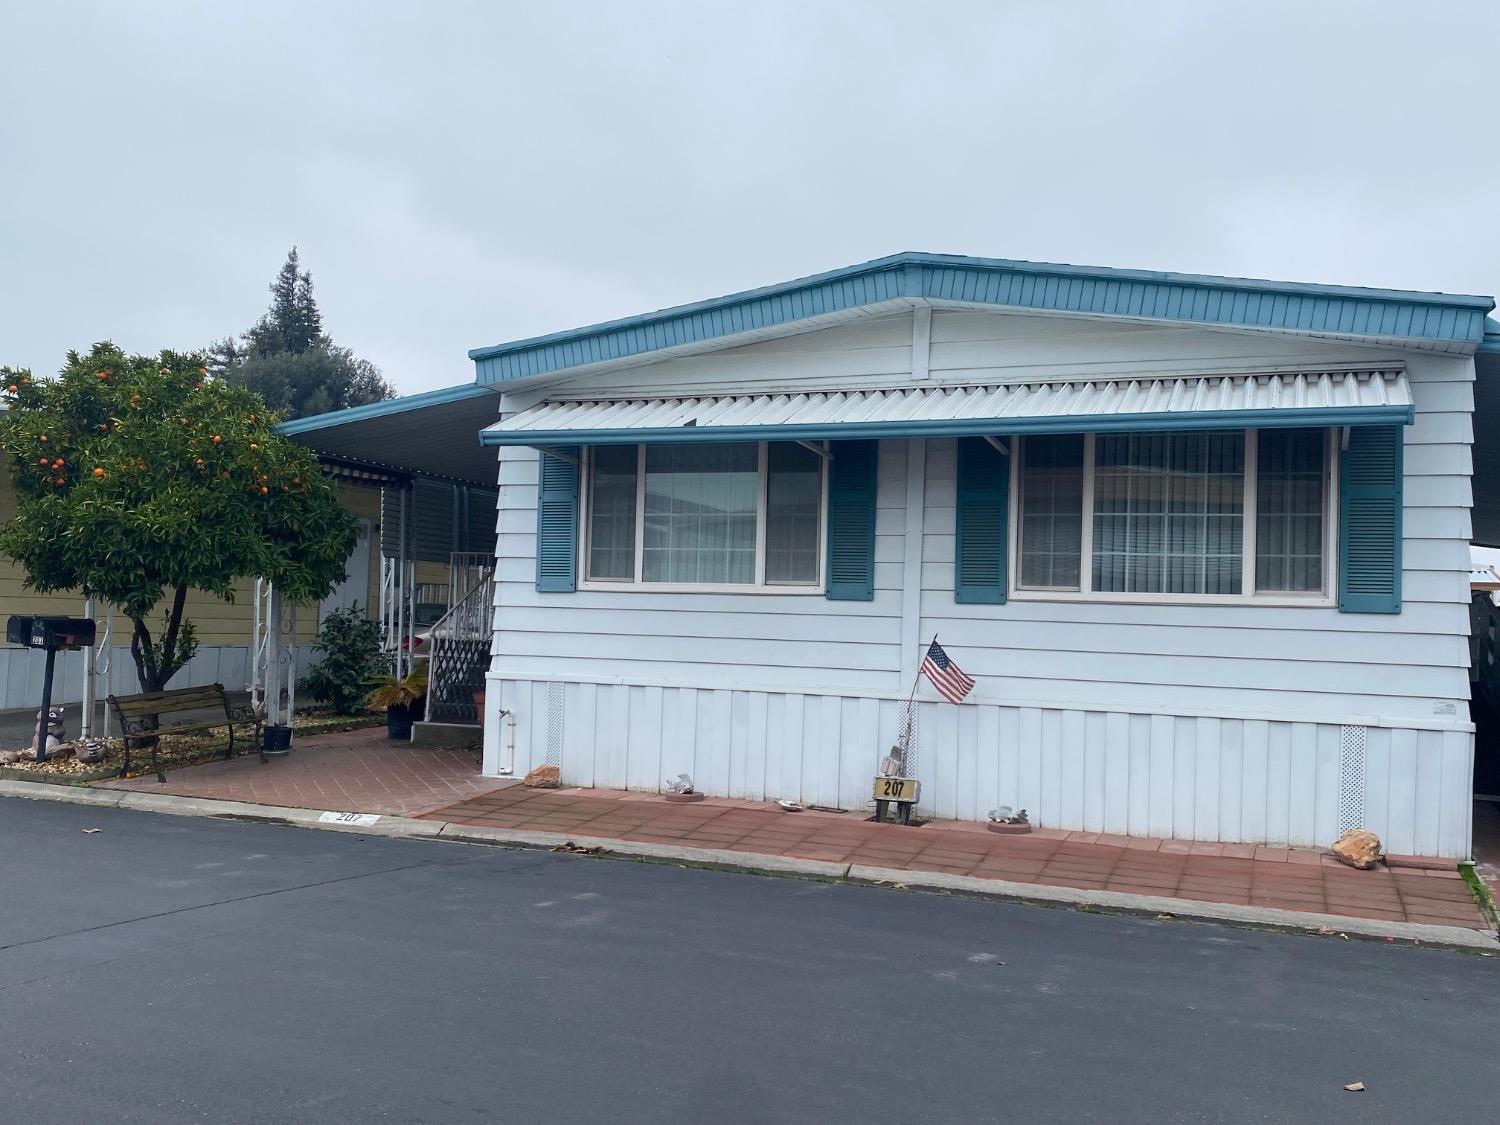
<box><xmin>582</xmin><ymin>442</ymin><xmax>826</xmax><ymax>590</ymax></box>
<box><xmin>1015</xmin><ymin>428</ymin><xmax>1332</xmax><ymax>601</ymax></box>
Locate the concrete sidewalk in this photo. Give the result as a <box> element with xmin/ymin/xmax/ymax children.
<box><xmin>423</xmin><ymin>784</ymin><xmax>1494</xmax><ymax>934</ymax></box>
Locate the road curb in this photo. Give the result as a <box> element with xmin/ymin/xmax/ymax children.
<box><xmin>846</xmin><ymin>864</ymin><xmax>1500</xmax><ymax>952</ymax></box>
<box><xmin>4</xmin><ymin>780</ymin><xmax>1495</xmax><ymax>951</ymax></box>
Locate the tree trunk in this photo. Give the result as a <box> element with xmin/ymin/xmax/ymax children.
<box><xmin>127</xmin><ymin>586</ymin><xmax>196</xmax><ymax>693</ymax></box>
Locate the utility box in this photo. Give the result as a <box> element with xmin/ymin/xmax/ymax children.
<box><xmin>5</xmin><ymin>615</ymin><xmax>97</xmax><ymax>650</ymax></box>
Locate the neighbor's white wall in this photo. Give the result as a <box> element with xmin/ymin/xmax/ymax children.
<box><xmin>0</xmin><ymin>643</ymin><xmax>318</xmax><ymax>721</ymax></box>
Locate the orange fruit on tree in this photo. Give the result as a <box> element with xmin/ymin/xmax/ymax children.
<box><xmin>259</xmin><ymin>486</ymin><xmax>269</xmax><ymax>494</ymax></box>
<box><xmin>38</xmin><ymin>434</ymin><xmax>47</xmax><ymax>442</ymax></box>
<box><xmin>211</xmin><ymin>435</ymin><xmax>222</xmax><ymax>444</ymax></box>
<box><xmin>36</xmin><ymin>457</ymin><xmax>48</xmax><ymax>466</ymax></box>
<box><xmin>6</xmin><ymin>385</ymin><xmax>16</xmax><ymax>394</ymax></box>
<box><xmin>92</xmin><ymin>467</ymin><xmax>106</xmax><ymax>478</ymax></box>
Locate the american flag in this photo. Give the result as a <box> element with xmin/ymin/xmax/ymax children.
<box><xmin>920</xmin><ymin>639</ymin><xmax>974</xmax><ymax>704</ymax></box>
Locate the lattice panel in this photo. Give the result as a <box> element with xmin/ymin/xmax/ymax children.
<box><xmin>1337</xmin><ymin>725</ymin><xmax>1367</xmax><ymax>832</ymax></box>
<box><xmin>545</xmin><ymin>682</ymin><xmax>564</xmax><ymax>767</ymax></box>
<box><xmin>898</xmin><ymin>700</ymin><xmax>919</xmax><ymax>797</ymax></box>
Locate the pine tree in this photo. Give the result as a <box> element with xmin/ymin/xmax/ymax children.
<box><xmin>219</xmin><ymin>249</ymin><xmax>394</xmax><ymax>419</ymax></box>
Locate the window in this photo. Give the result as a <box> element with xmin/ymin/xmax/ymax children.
<box><xmin>1014</xmin><ymin>428</ymin><xmax>1331</xmax><ymax>601</ymax></box>
<box><xmin>582</xmin><ymin>442</ymin><xmax>826</xmax><ymax>589</ymax></box>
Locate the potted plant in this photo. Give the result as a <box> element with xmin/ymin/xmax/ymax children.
<box><xmin>366</xmin><ymin>663</ymin><xmax>429</xmax><ymax>741</ymax></box>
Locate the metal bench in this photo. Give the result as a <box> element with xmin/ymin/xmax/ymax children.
<box><xmin>105</xmin><ymin>683</ymin><xmax>262</xmax><ymax>782</ymax></box>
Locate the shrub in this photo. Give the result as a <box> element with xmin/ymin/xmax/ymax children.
<box><xmin>299</xmin><ymin>604</ymin><xmax>385</xmax><ymax>713</ymax></box>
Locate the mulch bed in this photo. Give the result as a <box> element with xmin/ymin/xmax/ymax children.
<box><xmin>0</xmin><ymin>712</ymin><xmax>385</xmax><ymax>782</ymax></box>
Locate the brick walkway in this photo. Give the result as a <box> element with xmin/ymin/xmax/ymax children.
<box><xmin>422</xmin><ymin>786</ymin><xmax>1491</xmax><ymax>932</ymax></box>
<box><xmin>98</xmin><ymin>727</ymin><xmax>514</xmax><ymax>817</ymax></box>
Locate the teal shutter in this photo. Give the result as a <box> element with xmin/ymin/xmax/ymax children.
<box><xmin>1338</xmin><ymin>425</ymin><xmax>1402</xmax><ymax>613</ymax></box>
<box><xmin>955</xmin><ymin>437</ymin><xmax>1009</xmax><ymax>604</ymax></box>
<box><xmin>535</xmin><ymin>448</ymin><xmax>580</xmax><ymax>592</ymax></box>
<box><xmin>825</xmin><ymin>440</ymin><xmax>878</xmax><ymax>601</ymax></box>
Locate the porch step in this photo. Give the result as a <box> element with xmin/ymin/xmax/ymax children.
<box><xmin>409</xmin><ymin>720</ymin><xmax>482</xmax><ymax>747</ymax></box>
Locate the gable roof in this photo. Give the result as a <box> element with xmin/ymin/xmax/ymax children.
<box><xmin>468</xmin><ymin>251</ymin><xmax>1496</xmax><ymax>385</ymax></box>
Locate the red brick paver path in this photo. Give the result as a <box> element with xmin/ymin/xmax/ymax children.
<box><xmin>423</xmin><ymin>786</ymin><xmax>1491</xmax><ymax>932</ymax></box>
<box><xmin>98</xmin><ymin>726</ymin><xmax>515</xmax><ymax>817</ymax></box>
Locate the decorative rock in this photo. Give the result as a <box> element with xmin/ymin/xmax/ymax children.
<box><xmin>523</xmin><ymin>763</ymin><xmax>561</xmax><ymax>789</ymax></box>
<box><xmin>1330</xmin><ymin>827</ymin><xmax>1384</xmax><ymax>870</ymax></box>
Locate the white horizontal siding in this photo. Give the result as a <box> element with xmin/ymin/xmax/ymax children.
<box><xmin>491</xmin><ymin>441</ymin><xmax>905</xmax><ymax>698</ymax></box>
<box><xmin>484</xmin><ymin>679</ymin><xmax>1473</xmax><ymax>857</ymax></box>
<box><xmin>915</xmin><ymin>353</ymin><xmax>1473</xmax><ymax>723</ymax></box>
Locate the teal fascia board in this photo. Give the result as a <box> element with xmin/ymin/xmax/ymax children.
<box><xmin>276</xmin><ymin>383</ymin><xmax>495</xmax><ymax>435</ymax></box>
<box><xmin>480</xmin><ymin>404</ymin><xmax>1416</xmax><ymax>448</ymax></box>
<box><xmin>468</xmin><ymin>252</ymin><xmax>1494</xmax><ymax>385</ymax></box>
<box><xmin>1480</xmin><ymin>316</ymin><xmax>1500</xmax><ymax>354</ymax></box>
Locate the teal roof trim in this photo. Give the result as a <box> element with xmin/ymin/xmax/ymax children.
<box><xmin>479</xmin><ymin>403</ymin><xmax>1415</xmax><ymax>448</ymax></box>
<box><xmin>275</xmin><ymin>383</ymin><xmax>494</xmax><ymax>435</ymax></box>
<box><xmin>1480</xmin><ymin>316</ymin><xmax>1500</xmax><ymax>354</ymax></box>
<box><xmin>469</xmin><ymin>253</ymin><xmax>1494</xmax><ymax>384</ymax></box>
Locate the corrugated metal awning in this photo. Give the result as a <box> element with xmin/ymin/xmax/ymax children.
<box><xmin>480</xmin><ymin>369</ymin><xmax>1413</xmax><ymax>447</ymax></box>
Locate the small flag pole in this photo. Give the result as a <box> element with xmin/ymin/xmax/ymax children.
<box><xmin>898</xmin><ymin>633</ymin><xmax>938</xmax><ymax>757</ymax></box>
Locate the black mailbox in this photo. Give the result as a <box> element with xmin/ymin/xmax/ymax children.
<box><xmin>6</xmin><ymin>615</ymin><xmax>97</xmax><ymax>650</ymax></box>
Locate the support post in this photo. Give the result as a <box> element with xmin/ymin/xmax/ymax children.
<box><xmin>35</xmin><ymin>646</ymin><xmax>58</xmax><ymax>763</ymax></box>
<box><xmin>80</xmin><ymin>597</ymin><xmax>97</xmax><ymax>740</ymax></box>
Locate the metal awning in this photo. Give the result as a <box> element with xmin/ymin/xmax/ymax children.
<box><xmin>480</xmin><ymin>369</ymin><xmax>1414</xmax><ymax>447</ymax></box>
<box><xmin>278</xmin><ymin>384</ymin><xmax>500</xmax><ymax>486</ymax></box>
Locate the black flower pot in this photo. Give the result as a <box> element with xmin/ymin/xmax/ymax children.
<box><xmin>262</xmin><ymin>724</ymin><xmax>293</xmax><ymax>757</ymax></box>
<box><xmin>387</xmin><ymin>704</ymin><xmax>414</xmax><ymax>741</ymax></box>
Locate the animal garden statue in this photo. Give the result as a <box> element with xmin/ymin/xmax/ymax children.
<box><xmin>0</xmin><ymin>707</ymin><xmax>67</xmax><ymax>764</ymax></box>
<box><xmin>31</xmin><ymin>706</ymin><xmax>65</xmax><ymax>754</ymax></box>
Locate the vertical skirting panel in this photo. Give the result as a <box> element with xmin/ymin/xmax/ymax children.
<box><xmin>484</xmin><ymin>678</ymin><xmax>1475</xmax><ymax>858</ymax></box>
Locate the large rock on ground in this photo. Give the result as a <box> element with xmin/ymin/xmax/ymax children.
<box><xmin>524</xmin><ymin>764</ymin><xmax>561</xmax><ymax>789</ymax></box>
<box><xmin>1330</xmin><ymin>828</ymin><xmax>1384</xmax><ymax>870</ymax></box>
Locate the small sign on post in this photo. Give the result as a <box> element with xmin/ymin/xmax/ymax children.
<box><xmin>872</xmin><ymin>775</ymin><xmax>920</xmax><ymax>825</ymax></box>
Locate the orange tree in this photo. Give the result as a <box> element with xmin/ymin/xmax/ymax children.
<box><xmin>0</xmin><ymin>342</ymin><xmax>357</xmax><ymax>692</ymax></box>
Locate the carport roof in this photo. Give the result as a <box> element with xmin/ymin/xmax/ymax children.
<box><xmin>277</xmin><ymin>383</ymin><xmax>499</xmax><ymax>487</ymax></box>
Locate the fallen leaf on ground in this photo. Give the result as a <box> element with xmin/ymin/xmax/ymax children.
<box><xmin>1344</xmin><ymin>1082</ymin><xmax>1365</xmax><ymax>1092</ymax></box>
<box><xmin>81</xmin><ymin>828</ymin><xmax>101</xmax><ymax>834</ymax></box>
<box><xmin>1156</xmin><ymin>913</ymin><xmax>1175</xmax><ymax>920</ymax></box>
<box><xmin>550</xmin><ymin>842</ymin><xmax>603</xmax><ymax>855</ymax></box>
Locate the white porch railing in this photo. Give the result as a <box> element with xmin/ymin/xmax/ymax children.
<box><xmin>423</xmin><ymin>565</ymin><xmax>494</xmax><ymax>725</ymax></box>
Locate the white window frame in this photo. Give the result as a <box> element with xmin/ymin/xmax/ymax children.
<box><xmin>1008</xmin><ymin>428</ymin><xmax>1339</xmax><ymax>607</ymax></box>
<box><xmin>578</xmin><ymin>442</ymin><xmax>829</xmax><ymax>594</ymax></box>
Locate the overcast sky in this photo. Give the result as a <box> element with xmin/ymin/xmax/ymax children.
<box><xmin>3</xmin><ymin>0</ymin><xmax>1497</xmax><ymax>396</ymax></box>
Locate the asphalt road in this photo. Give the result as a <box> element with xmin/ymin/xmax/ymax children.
<box><xmin>1</xmin><ymin>800</ymin><xmax>1496</xmax><ymax>1124</ymax></box>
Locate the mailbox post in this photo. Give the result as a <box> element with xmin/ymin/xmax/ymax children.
<box><xmin>5</xmin><ymin>616</ymin><xmax>97</xmax><ymax>762</ymax></box>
